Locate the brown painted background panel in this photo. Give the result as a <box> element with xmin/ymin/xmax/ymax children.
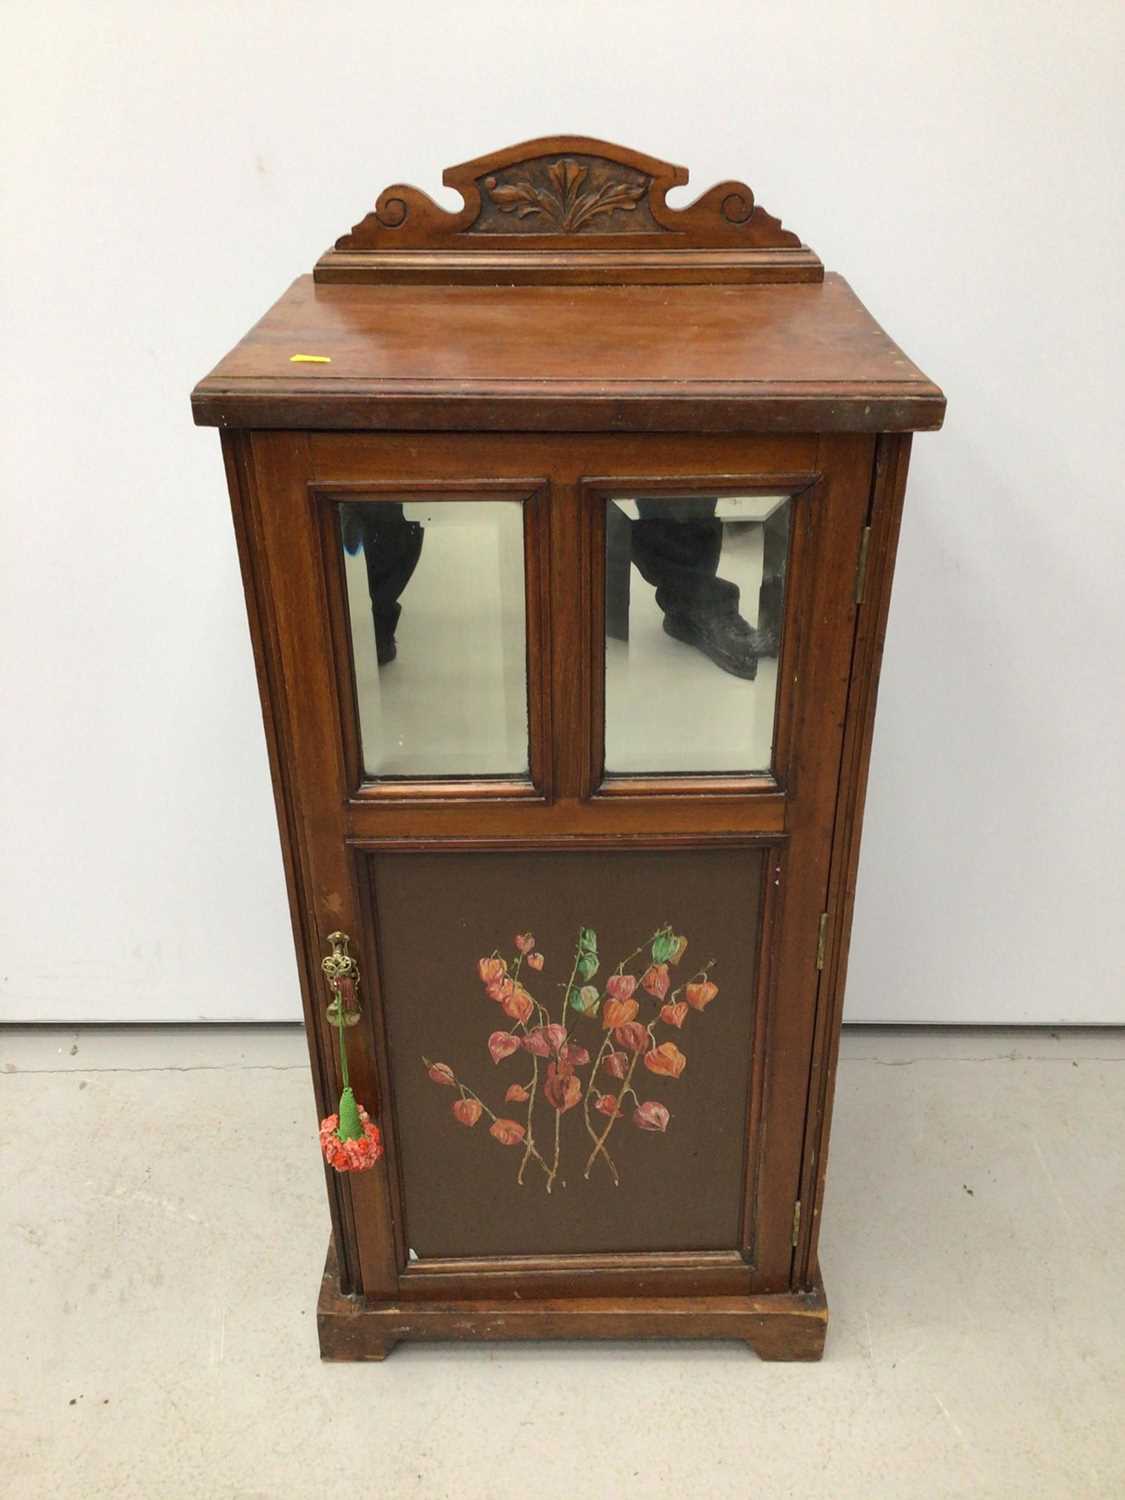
<box><xmin>371</xmin><ymin>847</ymin><xmax>763</xmax><ymax>1259</ymax></box>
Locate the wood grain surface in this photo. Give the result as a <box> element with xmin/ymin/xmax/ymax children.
<box><xmin>192</xmin><ymin>274</ymin><xmax>944</xmax><ymax>433</ymax></box>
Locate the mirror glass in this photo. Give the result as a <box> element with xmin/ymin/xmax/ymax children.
<box><xmin>340</xmin><ymin>498</ymin><xmax>528</xmax><ymax>778</ymax></box>
<box><xmin>604</xmin><ymin>493</ymin><xmax>793</xmax><ymax>775</ymax></box>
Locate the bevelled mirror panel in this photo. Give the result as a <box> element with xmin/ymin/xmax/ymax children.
<box><xmin>340</xmin><ymin>498</ymin><xmax>528</xmax><ymax>778</ymax></box>
<box><xmin>604</xmin><ymin>493</ymin><xmax>793</xmax><ymax>775</ymax></box>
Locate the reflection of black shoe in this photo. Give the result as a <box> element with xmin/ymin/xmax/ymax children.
<box><xmin>663</xmin><ymin>611</ymin><xmax>758</xmax><ymax>680</ymax></box>
<box><xmin>374</xmin><ymin>610</ymin><xmax>399</xmax><ymax>665</ymax></box>
<box><xmin>753</xmin><ymin>575</ymin><xmax>784</xmax><ymax>657</ymax></box>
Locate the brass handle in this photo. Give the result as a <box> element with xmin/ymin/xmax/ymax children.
<box><xmin>321</xmin><ymin>930</ymin><xmax>361</xmax><ymax>1027</ymax></box>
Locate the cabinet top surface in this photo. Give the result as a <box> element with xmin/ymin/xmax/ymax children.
<box><xmin>191</xmin><ymin>272</ymin><xmax>944</xmax><ymax>435</ymax></box>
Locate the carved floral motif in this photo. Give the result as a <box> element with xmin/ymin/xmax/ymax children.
<box><xmin>483</xmin><ymin>159</ymin><xmax>648</xmax><ymax>233</ymax></box>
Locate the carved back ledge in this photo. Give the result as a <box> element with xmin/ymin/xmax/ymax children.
<box><xmin>314</xmin><ymin>136</ymin><xmax>822</xmax><ymax>286</ymax></box>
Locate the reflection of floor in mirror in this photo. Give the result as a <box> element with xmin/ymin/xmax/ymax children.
<box><xmin>607</xmin><ymin>522</ymin><xmax>778</xmax><ymax>774</ymax></box>
<box><xmin>343</xmin><ymin>511</ymin><xmax>780</xmax><ymax>779</ymax></box>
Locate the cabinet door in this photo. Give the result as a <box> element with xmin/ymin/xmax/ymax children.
<box><xmin>230</xmin><ymin>429</ymin><xmax>872</xmax><ymax>1298</ymax></box>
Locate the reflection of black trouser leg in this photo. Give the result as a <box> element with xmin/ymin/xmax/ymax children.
<box><xmin>356</xmin><ymin>505</ymin><xmax>424</xmax><ymax>645</ymax></box>
<box><xmin>631</xmin><ymin>498</ymin><xmax>740</xmax><ymax>619</ymax></box>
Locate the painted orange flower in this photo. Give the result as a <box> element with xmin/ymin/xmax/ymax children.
<box><xmin>515</xmin><ymin>933</ymin><xmax>536</xmax><ymax>954</ymax></box>
<box><xmin>527</xmin><ymin>952</ymin><xmax>545</xmax><ymax>971</ymax></box>
<box><xmin>489</xmin><ymin>1118</ymin><xmax>527</xmax><ymax>1146</ymax></box>
<box><xmin>605</xmin><ymin>973</ymin><xmax>637</xmax><ymax>1002</ymax></box>
<box><xmin>452</xmin><ymin>1098</ymin><xmax>483</xmax><ymax>1127</ymax></box>
<box><xmin>500</xmin><ymin>983</ymin><xmax>535</xmax><ymax>1026</ymax></box>
<box><xmin>685</xmin><ymin>978</ymin><xmax>719</xmax><ymax>1011</ymax></box>
<box><xmin>505</xmin><ymin>1083</ymin><xmax>530</xmax><ymax>1103</ymax></box>
<box><xmin>523</xmin><ymin>1023</ymin><xmax>566</xmax><ymax>1056</ymax></box>
<box><xmin>544</xmin><ymin>1061</ymin><xmax>582</xmax><ymax>1113</ymax></box>
<box><xmin>633</xmin><ymin>1101</ymin><xmax>670</xmax><ymax>1132</ymax></box>
<box><xmin>660</xmin><ymin>1001</ymin><xmax>689</xmax><ymax>1029</ymax></box>
<box><xmin>602</xmin><ymin>996</ymin><xmax>639</xmax><ymax>1030</ymax></box>
<box><xmin>613</xmin><ymin>1021</ymin><xmax>650</xmax><ymax>1054</ymax></box>
<box><xmin>427</xmin><ymin>1061</ymin><xmax>456</xmax><ymax>1086</ymax></box>
<box><xmin>641</xmin><ymin>964</ymin><xmax>670</xmax><ymax>1000</ymax></box>
<box><xmin>668</xmin><ymin>935</ymin><xmax>689</xmax><ymax>966</ymax></box>
<box><xmin>594</xmin><ymin>1094</ymin><xmax>622</xmax><ymax>1118</ymax></box>
<box><xmin>603</xmin><ymin>1050</ymin><xmax>629</xmax><ymax>1079</ymax></box>
<box><xmin>644</xmin><ymin>1041</ymin><xmax>686</xmax><ymax>1078</ymax></box>
<box><xmin>478</xmin><ymin>956</ymin><xmax>507</xmax><ymax>985</ymax></box>
<box><xmin>488</xmin><ymin>1030</ymin><xmax>522</xmax><ymax>1064</ymax></box>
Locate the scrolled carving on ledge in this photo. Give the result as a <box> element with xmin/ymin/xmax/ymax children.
<box><xmin>719</xmin><ymin>189</ymin><xmax>755</xmax><ymax>225</ymax></box>
<box><xmin>372</xmin><ymin>192</ymin><xmax>410</xmax><ymax>230</ymax></box>
<box><xmin>317</xmin><ymin>135</ymin><xmax>821</xmax><ymax>284</ymax></box>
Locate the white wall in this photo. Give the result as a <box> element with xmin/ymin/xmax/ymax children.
<box><xmin>2</xmin><ymin>0</ymin><xmax>1123</xmax><ymax>1024</ymax></box>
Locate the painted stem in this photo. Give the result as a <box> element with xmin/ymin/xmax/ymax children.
<box><xmin>583</xmin><ymin>1047</ymin><xmax>643</xmax><ymax>1178</ymax></box>
<box><xmin>549</xmin><ymin>1105</ymin><xmax>562</xmax><ymax>1194</ymax></box>
<box><xmin>577</xmin><ymin>924</ymin><xmax>661</xmax><ymax>1182</ymax></box>
<box><xmin>518</xmin><ymin>1051</ymin><xmax>540</xmax><ymax>1187</ymax></box>
<box><xmin>559</xmin><ymin>939</ymin><xmax>583</xmax><ymax>1043</ymax></box>
<box><xmin>504</xmin><ymin>951</ymin><xmax>543</xmax><ymax>1186</ymax></box>
<box><xmin>582</xmin><ymin>1021</ymin><xmax>658</xmax><ymax>1179</ymax></box>
<box><xmin>614</xmin><ymin>926</ymin><xmax>668</xmax><ymax>976</ymax></box>
<box><xmin>422</xmin><ymin>1056</ymin><xmax>551</xmax><ymax>1178</ymax></box>
<box><xmin>582</xmin><ymin>1032</ymin><xmax>619</xmax><ymax>1185</ymax></box>
<box><xmin>544</xmin><ymin>932</ymin><xmax>586</xmax><ymax>1193</ymax></box>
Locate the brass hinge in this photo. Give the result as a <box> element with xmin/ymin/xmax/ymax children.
<box><xmin>815</xmin><ymin>912</ymin><xmax>829</xmax><ymax>970</ymax></box>
<box><xmin>791</xmin><ymin>1200</ymin><xmax>802</xmax><ymax>1247</ymax></box>
<box><xmin>855</xmin><ymin>526</ymin><xmax>872</xmax><ymax>604</ymax></box>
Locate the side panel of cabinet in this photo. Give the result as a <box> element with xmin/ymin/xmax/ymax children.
<box><xmin>796</xmin><ymin>433</ymin><xmax>913</xmax><ymax>1285</ymax></box>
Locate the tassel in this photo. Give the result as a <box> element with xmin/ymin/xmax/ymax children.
<box><xmin>319</xmin><ymin>996</ymin><xmax>383</xmax><ymax>1173</ymax></box>
<box><xmin>336</xmin><ymin>1085</ymin><xmax>364</xmax><ymax>1142</ymax></box>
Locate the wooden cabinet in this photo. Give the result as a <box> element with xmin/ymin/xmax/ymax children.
<box><xmin>193</xmin><ymin>137</ymin><xmax>944</xmax><ymax>1361</ymax></box>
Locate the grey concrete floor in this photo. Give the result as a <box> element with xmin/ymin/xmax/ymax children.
<box><xmin>2</xmin><ymin>1025</ymin><xmax>1123</xmax><ymax>1499</ymax></box>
